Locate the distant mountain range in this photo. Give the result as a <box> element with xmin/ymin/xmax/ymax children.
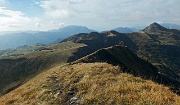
<box><xmin>112</xmin><ymin>23</ymin><xmax>180</xmax><ymax>33</ymax></box>
<box><xmin>0</xmin><ymin>23</ymin><xmax>180</xmax><ymax>104</ymax></box>
<box><xmin>64</xmin><ymin>23</ymin><xmax>180</xmax><ymax>82</ymax></box>
<box><xmin>110</xmin><ymin>23</ymin><xmax>180</xmax><ymax>33</ymax></box>
<box><xmin>0</xmin><ymin>25</ymin><xmax>95</xmax><ymax>50</ymax></box>
<box><xmin>143</xmin><ymin>22</ymin><xmax>168</xmax><ymax>33</ymax></box>
<box><xmin>1</xmin><ymin>23</ymin><xmax>180</xmax><ymax>50</ymax></box>
<box><xmin>112</xmin><ymin>27</ymin><xmax>137</xmax><ymax>33</ymax></box>
<box><xmin>160</xmin><ymin>23</ymin><xmax>180</xmax><ymax>29</ymax></box>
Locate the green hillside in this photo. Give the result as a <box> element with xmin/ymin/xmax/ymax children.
<box><xmin>126</xmin><ymin>23</ymin><xmax>180</xmax><ymax>81</ymax></box>
<box><xmin>0</xmin><ymin>41</ymin><xmax>86</xmax><ymax>96</ymax></box>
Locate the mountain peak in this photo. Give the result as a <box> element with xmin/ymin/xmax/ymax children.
<box><xmin>143</xmin><ymin>22</ymin><xmax>168</xmax><ymax>33</ymax></box>
<box><xmin>113</xmin><ymin>27</ymin><xmax>133</xmax><ymax>33</ymax></box>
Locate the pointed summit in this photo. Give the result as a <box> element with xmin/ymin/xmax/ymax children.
<box><xmin>143</xmin><ymin>22</ymin><xmax>168</xmax><ymax>33</ymax></box>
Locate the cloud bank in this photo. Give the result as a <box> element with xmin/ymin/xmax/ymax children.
<box><xmin>0</xmin><ymin>0</ymin><xmax>180</xmax><ymax>31</ymax></box>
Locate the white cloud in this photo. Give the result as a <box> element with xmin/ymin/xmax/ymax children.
<box><xmin>40</xmin><ymin>0</ymin><xmax>74</xmax><ymax>19</ymax></box>
<box><xmin>0</xmin><ymin>7</ymin><xmax>30</xmax><ymax>29</ymax></box>
<box><xmin>0</xmin><ymin>7</ymin><xmax>24</xmax><ymax>17</ymax></box>
<box><xmin>1</xmin><ymin>0</ymin><xmax>180</xmax><ymax>31</ymax></box>
<box><xmin>38</xmin><ymin>0</ymin><xmax>180</xmax><ymax>30</ymax></box>
<box><xmin>0</xmin><ymin>7</ymin><xmax>65</xmax><ymax>31</ymax></box>
<box><xmin>0</xmin><ymin>7</ymin><xmax>40</xmax><ymax>31</ymax></box>
<box><xmin>32</xmin><ymin>0</ymin><xmax>40</xmax><ymax>5</ymax></box>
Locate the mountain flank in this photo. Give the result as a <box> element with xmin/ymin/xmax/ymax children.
<box><xmin>0</xmin><ymin>42</ymin><xmax>86</xmax><ymax>96</ymax></box>
<box><xmin>0</xmin><ymin>63</ymin><xmax>179</xmax><ymax>105</ymax></box>
<box><xmin>126</xmin><ymin>23</ymin><xmax>180</xmax><ymax>81</ymax></box>
<box><xmin>73</xmin><ymin>45</ymin><xmax>158</xmax><ymax>79</ymax></box>
<box><xmin>143</xmin><ymin>22</ymin><xmax>168</xmax><ymax>33</ymax></box>
<box><xmin>72</xmin><ymin>45</ymin><xmax>180</xmax><ymax>93</ymax></box>
<box><xmin>63</xmin><ymin>31</ymin><xmax>137</xmax><ymax>52</ymax></box>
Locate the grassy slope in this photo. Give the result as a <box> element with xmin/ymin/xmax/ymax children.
<box><xmin>0</xmin><ymin>63</ymin><xmax>179</xmax><ymax>105</ymax></box>
<box><xmin>126</xmin><ymin>30</ymin><xmax>180</xmax><ymax>81</ymax></box>
<box><xmin>0</xmin><ymin>44</ymin><xmax>47</xmax><ymax>58</ymax></box>
<box><xmin>0</xmin><ymin>41</ymin><xmax>86</xmax><ymax>96</ymax></box>
<box><xmin>74</xmin><ymin>45</ymin><xmax>158</xmax><ymax>79</ymax></box>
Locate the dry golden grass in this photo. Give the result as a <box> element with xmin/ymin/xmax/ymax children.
<box><xmin>0</xmin><ymin>63</ymin><xmax>179</xmax><ymax>105</ymax></box>
<box><xmin>0</xmin><ymin>41</ymin><xmax>86</xmax><ymax>96</ymax></box>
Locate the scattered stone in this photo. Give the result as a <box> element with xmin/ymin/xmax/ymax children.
<box><xmin>54</xmin><ymin>91</ymin><xmax>62</xmax><ymax>98</ymax></box>
<box><xmin>68</xmin><ymin>97</ymin><xmax>80</xmax><ymax>105</ymax></box>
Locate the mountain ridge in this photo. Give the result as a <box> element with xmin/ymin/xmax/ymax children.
<box><xmin>0</xmin><ymin>25</ymin><xmax>95</xmax><ymax>50</ymax></box>
<box><xmin>143</xmin><ymin>22</ymin><xmax>168</xmax><ymax>33</ymax></box>
<box><xmin>62</xmin><ymin>30</ymin><xmax>137</xmax><ymax>52</ymax></box>
<box><xmin>0</xmin><ymin>23</ymin><xmax>180</xmax><ymax>104</ymax></box>
<box><xmin>126</xmin><ymin>23</ymin><xmax>180</xmax><ymax>82</ymax></box>
<box><xmin>73</xmin><ymin>45</ymin><xmax>158</xmax><ymax>79</ymax></box>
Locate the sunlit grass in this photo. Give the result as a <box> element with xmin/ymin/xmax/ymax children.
<box><xmin>0</xmin><ymin>63</ymin><xmax>179</xmax><ymax>105</ymax></box>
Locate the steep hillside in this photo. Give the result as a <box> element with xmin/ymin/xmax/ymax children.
<box><xmin>0</xmin><ymin>44</ymin><xmax>47</xmax><ymax>58</ymax></box>
<box><xmin>61</xmin><ymin>26</ymin><xmax>180</xmax><ymax>82</ymax></box>
<box><xmin>0</xmin><ymin>42</ymin><xmax>86</xmax><ymax>96</ymax></box>
<box><xmin>73</xmin><ymin>45</ymin><xmax>158</xmax><ymax>79</ymax></box>
<box><xmin>0</xmin><ymin>63</ymin><xmax>179</xmax><ymax>105</ymax></box>
<box><xmin>73</xmin><ymin>45</ymin><xmax>180</xmax><ymax>92</ymax></box>
<box><xmin>126</xmin><ymin>23</ymin><xmax>180</xmax><ymax>81</ymax></box>
<box><xmin>143</xmin><ymin>22</ymin><xmax>168</xmax><ymax>33</ymax></box>
<box><xmin>61</xmin><ymin>25</ymin><xmax>180</xmax><ymax>81</ymax></box>
<box><xmin>62</xmin><ymin>31</ymin><xmax>137</xmax><ymax>52</ymax></box>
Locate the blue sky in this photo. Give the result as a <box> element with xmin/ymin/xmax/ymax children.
<box><xmin>0</xmin><ymin>0</ymin><xmax>180</xmax><ymax>31</ymax></box>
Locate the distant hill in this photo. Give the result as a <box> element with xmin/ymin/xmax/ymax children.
<box><xmin>126</xmin><ymin>23</ymin><xmax>180</xmax><ymax>81</ymax></box>
<box><xmin>62</xmin><ymin>26</ymin><xmax>180</xmax><ymax>83</ymax></box>
<box><xmin>0</xmin><ymin>44</ymin><xmax>47</xmax><ymax>58</ymax></box>
<box><xmin>52</xmin><ymin>25</ymin><xmax>96</xmax><ymax>33</ymax></box>
<box><xmin>0</xmin><ymin>25</ymin><xmax>95</xmax><ymax>50</ymax></box>
<box><xmin>142</xmin><ymin>22</ymin><xmax>168</xmax><ymax>33</ymax></box>
<box><xmin>52</xmin><ymin>25</ymin><xmax>96</xmax><ymax>43</ymax></box>
<box><xmin>0</xmin><ymin>32</ymin><xmax>61</xmax><ymax>50</ymax></box>
<box><xmin>160</xmin><ymin>23</ymin><xmax>180</xmax><ymax>29</ymax></box>
<box><xmin>62</xmin><ymin>26</ymin><xmax>180</xmax><ymax>82</ymax></box>
<box><xmin>112</xmin><ymin>27</ymin><xmax>133</xmax><ymax>33</ymax></box>
<box><xmin>62</xmin><ymin>31</ymin><xmax>137</xmax><ymax>52</ymax></box>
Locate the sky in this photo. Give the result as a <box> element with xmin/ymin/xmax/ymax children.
<box><xmin>0</xmin><ymin>0</ymin><xmax>180</xmax><ymax>31</ymax></box>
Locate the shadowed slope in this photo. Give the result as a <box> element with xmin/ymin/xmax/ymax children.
<box><xmin>126</xmin><ymin>23</ymin><xmax>180</xmax><ymax>81</ymax></box>
<box><xmin>62</xmin><ymin>31</ymin><xmax>137</xmax><ymax>52</ymax></box>
<box><xmin>73</xmin><ymin>45</ymin><xmax>180</xmax><ymax>94</ymax></box>
<box><xmin>73</xmin><ymin>45</ymin><xmax>158</xmax><ymax>79</ymax></box>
